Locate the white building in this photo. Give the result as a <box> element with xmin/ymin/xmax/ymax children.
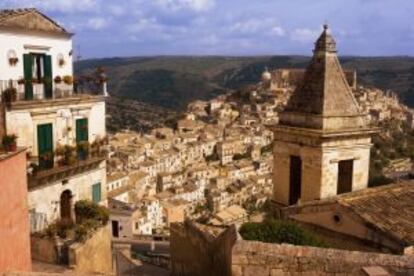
<box><xmin>0</xmin><ymin>9</ymin><xmax>107</xmax><ymax>231</ymax></box>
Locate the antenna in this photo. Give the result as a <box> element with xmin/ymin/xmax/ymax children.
<box><xmin>76</xmin><ymin>44</ymin><xmax>82</xmax><ymax>62</ymax></box>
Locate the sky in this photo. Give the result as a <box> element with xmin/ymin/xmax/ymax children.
<box><xmin>1</xmin><ymin>0</ymin><xmax>414</xmax><ymax>58</ymax></box>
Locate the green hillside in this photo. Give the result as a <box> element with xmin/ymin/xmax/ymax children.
<box><xmin>75</xmin><ymin>56</ymin><xmax>414</xmax><ymax>110</ymax></box>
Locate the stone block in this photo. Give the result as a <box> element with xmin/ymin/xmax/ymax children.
<box><xmin>232</xmin><ymin>264</ymin><xmax>243</xmax><ymax>276</ymax></box>
<box><xmin>244</xmin><ymin>265</ymin><xmax>270</xmax><ymax>276</ymax></box>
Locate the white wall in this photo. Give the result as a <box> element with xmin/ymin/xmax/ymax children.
<box><xmin>28</xmin><ymin>163</ymin><xmax>106</xmax><ymax>230</ymax></box>
<box><xmin>6</xmin><ymin>100</ymin><xmax>106</xmax><ymax>156</ymax></box>
<box><xmin>0</xmin><ymin>31</ymin><xmax>73</xmax><ymax>81</ymax></box>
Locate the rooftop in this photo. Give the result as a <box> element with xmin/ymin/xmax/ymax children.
<box><xmin>294</xmin><ymin>182</ymin><xmax>414</xmax><ymax>246</ymax></box>
<box><xmin>0</xmin><ymin>8</ymin><xmax>70</xmax><ymax>36</ymax></box>
<box><xmin>280</xmin><ymin>25</ymin><xmax>367</xmax><ymax>131</ymax></box>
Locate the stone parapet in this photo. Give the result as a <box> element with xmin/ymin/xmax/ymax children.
<box><xmin>232</xmin><ymin>240</ymin><xmax>414</xmax><ymax>275</ymax></box>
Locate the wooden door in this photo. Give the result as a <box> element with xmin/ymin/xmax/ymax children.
<box><xmin>76</xmin><ymin>118</ymin><xmax>88</xmax><ymax>143</ymax></box>
<box><xmin>44</xmin><ymin>55</ymin><xmax>53</xmax><ymax>99</ymax></box>
<box><xmin>37</xmin><ymin>123</ymin><xmax>53</xmax><ymax>169</ymax></box>
<box><xmin>112</xmin><ymin>221</ymin><xmax>119</xmax><ymax>238</ymax></box>
<box><xmin>23</xmin><ymin>54</ymin><xmax>33</xmax><ymax>100</ymax></box>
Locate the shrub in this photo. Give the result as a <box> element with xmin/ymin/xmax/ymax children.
<box><xmin>74</xmin><ymin>200</ymin><xmax>109</xmax><ymax>225</ymax></box>
<box><xmin>55</xmin><ymin>219</ymin><xmax>74</xmax><ymax>239</ymax></box>
<box><xmin>74</xmin><ymin>224</ymin><xmax>89</xmax><ymax>242</ymax></box>
<box><xmin>239</xmin><ymin>219</ymin><xmax>327</xmax><ymax>248</ymax></box>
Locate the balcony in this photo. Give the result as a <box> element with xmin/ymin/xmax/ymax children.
<box><xmin>0</xmin><ymin>78</ymin><xmax>108</xmax><ymax>109</ymax></box>
<box><xmin>28</xmin><ymin>152</ymin><xmax>106</xmax><ymax>190</ymax></box>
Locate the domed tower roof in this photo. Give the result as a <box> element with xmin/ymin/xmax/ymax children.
<box><xmin>280</xmin><ymin>25</ymin><xmax>366</xmax><ymax>131</ymax></box>
<box><xmin>262</xmin><ymin>67</ymin><xmax>272</xmax><ymax>81</ymax></box>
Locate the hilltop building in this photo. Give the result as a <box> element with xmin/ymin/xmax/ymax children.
<box><xmin>0</xmin><ymin>9</ymin><xmax>107</xmax><ymax>232</ymax></box>
<box><xmin>272</xmin><ymin>25</ymin><xmax>377</xmax><ymax>206</ymax></box>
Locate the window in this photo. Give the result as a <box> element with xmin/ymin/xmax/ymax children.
<box><xmin>92</xmin><ymin>183</ymin><xmax>101</xmax><ymax>203</ymax></box>
<box><xmin>135</xmin><ymin>222</ymin><xmax>139</xmax><ymax>230</ymax></box>
<box><xmin>31</xmin><ymin>54</ymin><xmax>45</xmax><ymax>81</ymax></box>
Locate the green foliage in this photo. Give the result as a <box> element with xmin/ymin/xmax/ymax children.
<box><xmin>369</xmin><ymin>118</ymin><xmax>414</xmax><ymax>187</ymax></box>
<box><xmin>55</xmin><ymin>219</ymin><xmax>74</xmax><ymax>239</ymax></box>
<box><xmin>74</xmin><ymin>200</ymin><xmax>109</xmax><ymax>225</ymax></box>
<box><xmin>2</xmin><ymin>134</ymin><xmax>17</xmax><ymax>147</ymax></box>
<box><xmin>74</xmin><ymin>219</ymin><xmax>101</xmax><ymax>242</ymax></box>
<box><xmin>239</xmin><ymin>219</ymin><xmax>327</xmax><ymax>248</ymax></box>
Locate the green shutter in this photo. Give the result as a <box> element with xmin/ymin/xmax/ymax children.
<box><xmin>44</xmin><ymin>55</ymin><xmax>53</xmax><ymax>99</ymax></box>
<box><xmin>76</xmin><ymin>118</ymin><xmax>88</xmax><ymax>143</ymax></box>
<box><xmin>23</xmin><ymin>54</ymin><xmax>33</xmax><ymax>100</ymax></box>
<box><xmin>92</xmin><ymin>183</ymin><xmax>101</xmax><ymax>203</ymax></box>
<box><xmin>37</xmin><ymin>124</ymin><xmax>53</xmax><ymax>168</ymax></box>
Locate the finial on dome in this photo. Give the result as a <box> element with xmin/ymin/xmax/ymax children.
<box><xmin>323</xmin><ymin>20</ymin><xmax>329</xmax><ymax>31</ymax></box>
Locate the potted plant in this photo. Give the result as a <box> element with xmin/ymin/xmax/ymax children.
<box><xmin>58</xmin><ymin>58</ymin><xmax>66</xmax><ymax>67</ymax></box>
<box><xmin>77</xmin><ymin>141</ymin><xmax>90</xmax><ymax>160</ymax></box>
<box><xmin>17</xmin><ymin>78</ymin><xmax>25</xmax><ymax>85</ymax></box>
<box><xmin>55</xmin><ymin>144</ymin><xmax>66</xmax><ymax>166</ymax></box>
<box><xmin>63</xmin><ymin>75</ymin><xmax>73</xmax><ymax>85</ymax></box>
<box><xmin>39</xmin><ymin>151</ymin><xmax>54</xmax><ymax>169</ymax></box>
<box><xmin>90</xmin><ymin>139</ymin><xmax>101</xmax><ymax>157</ymax></box>
<box><xmin>54</xmin><ymin>76</ymin><xmax>62</xmax><ymax>84</ymax></box>
<box><xmin>8</xmin><ymin>57</ymin><xmax>18</xmax><ymax>66</ymax></box>
<box><xmin>2</xmin><ymin>134</ymin><xmax>17</xmax><ymax>152</ymax></box>
<box><xmin>2</xmin><ymin>87</ymin><xmax>17</xmax><ymax>103</ymax></box>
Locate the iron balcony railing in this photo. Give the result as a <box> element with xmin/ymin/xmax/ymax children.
<box><xmin>0</xmin><ymin>79</ymin><xmax>108</xmax><ymax>103</ymax></box>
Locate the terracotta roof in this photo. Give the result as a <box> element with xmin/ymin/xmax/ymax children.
<box><xmin>338</xmin><ymin>182</ymin><xmax>414</xmax><ymax>246</ymax></box>
<box><xmin>281</xmin><ymin>25</ymin><xmax>366</xmax><ymax>130</ymax></box>
<box><xmin>0</xmin><ymin>8</ymin><xmax>69</xmax><ymax>35</ymax></box>
<box><xmin>295</xmin><ymin>182</ymin><xmax>414</xmax><ymax>246</ymax></box>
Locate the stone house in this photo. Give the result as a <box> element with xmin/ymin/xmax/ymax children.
<box><xmin>0</xmin><ymin>9</ymin><xmax>107</xmax><ymax>232</ymax></box>
<box><xmin>217</xmin><ymin>139</ymin><xmax>245</xmax><ymax>165</ymax></box>
<box><xmin>108</xmin><ymin>198</ymin><xmax>151</xmax><ymax>238</ymax></box>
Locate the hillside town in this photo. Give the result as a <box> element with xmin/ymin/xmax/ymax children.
<box><xmin>0</xmin><ymin>8</ymin><xmax>413</xmax><ymax>276</ymax></box>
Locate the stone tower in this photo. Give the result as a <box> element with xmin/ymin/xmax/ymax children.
<box><xmin>273</xmin><ymin>25</ymin><xmax>377</xmax><ymax>206</ymax></box>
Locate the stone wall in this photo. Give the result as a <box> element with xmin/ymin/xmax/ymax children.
<box><xmin>232</xmin><ymin>241</ymin><xmax>414</xmax><ymax>276</ymax></box>
<box><xmin>68</xmin><ymin>225</ymin><xmax>112</xmax><ymax>275</ymax></box>
<box><xmin>170</xmin><ymin>221</ymin><xmax>237</xmax><ymax>276</ymax></box>
<box><xmin>273</xmin><ymin>128</ymin><xmax>372</xmax><ymax>205</ymax></box>
<box><xmin>30</xmin><ymin>236</ymin><xmax>59</xmax><ymax>264</ymax></box>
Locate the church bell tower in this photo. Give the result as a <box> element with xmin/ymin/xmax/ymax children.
<box><xmin>273</xmin><ymin>25</ymin><xmax>377</xmax><ymax>206</ymax></box>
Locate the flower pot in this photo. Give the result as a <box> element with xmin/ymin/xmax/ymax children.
<box><xmin>6</xmin><ymin>143</ymin><xmax>17</xmax><ymax>152</ymax></box>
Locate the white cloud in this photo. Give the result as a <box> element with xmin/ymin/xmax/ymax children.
<box><xmin>154</xmin><ymin>0</ymin><xmax>215</xmax><ymax>12</ymax></box>
<box><xmin>87</xmin><ymin>17</ymin><xmax>108</xmax><ymax>30</ymax></box>
<box><xmin>229</xmin><ymin>18</ymin><xmax>285</xmax><ymax>37</ymax></box>
<box><xmin>108</xmin><ymin>5</ymin><xmax>125</xmax><ymax>17</ymax></box>
<box><xmin>271</xmin><ymin>26</ymin><xmax>285</xmax><ymax>37</ymax></box>
<box><xmin>1</xmin><ymin>0</ymin><xmax>99</xmax><ymax>13</ymax></box>
<box><xmin>290</xmin><ymin>27</ymin><xmax>321</xmax><ymax>43</ymax></box>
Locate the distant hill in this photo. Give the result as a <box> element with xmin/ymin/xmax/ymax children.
<box><xmin>75</xmin><ymin>56</ymin><xmax>414</xmax><ymax>110</ymax></box>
